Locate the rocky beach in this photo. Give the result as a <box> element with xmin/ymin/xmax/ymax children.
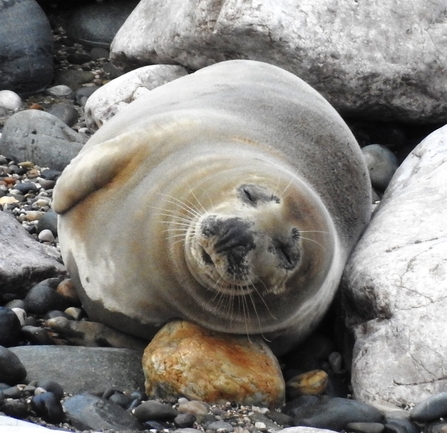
<box><xmin>1</xmin><ymin>0</ymin><xmax>447</xmax><ymax>432</ymax></box>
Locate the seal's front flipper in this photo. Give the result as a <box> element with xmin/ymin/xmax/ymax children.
<box><xmin>52</xmin><ymin>132</ymin><xmax>150</xmax><ymax>214</ymax></box>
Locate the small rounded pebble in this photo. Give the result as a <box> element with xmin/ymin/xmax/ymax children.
<box><xmin>362</xmin><ymin>144</ymin><xmax>398</xmax><ymax>192</ymax></box>
<box><xmin>3</xmin><ymin>385</ymin><xmax>23</xmax><ymax>399</ymax></box>
<box><xmin>0</xmin><ymin>346</ymin><xmax>27</xmax><ymax>385</ymax></box>
<box><xmin>109</xmin><ymin>391</ymin><xmax>132</xmax><ymax>408</ymax></box>
<box><xmin>385</xmin><ymin>419</ymin><xmax>420</xmax><ymax>433</ymax></box>
<box><xmin>424</xmin><ymin>420</ymin><xmax>447</xmax><ymax>433</ymax></box>
<box><xmin>24</xmin><ymin>279</ymin><xmax>71</xmax><ymax>314</ymax></box>
<box><xmin>178</xmin><ymin>399</ymin><xmax>210</xmax><ymax>415</ymax></box>
<box><xmin>329</xmin><ymin>352</ymin><xmax>344</xmax><ymax>374</ymax></box>
<box><xmin>38</xmin><ymin>228</ymin><xmax>55</xmax><ymax>242</ymax></box>
<box><xmin>346</xmin><ymin>421</ymin><xmax>386</xmax><ymax>433</ymax></box>
<box><xmin>56</xmin><ymin>279</ymin><xmax>81</xmax><ymax>306</ymax></box>
<box><xmin>0</xmin><ymin>90</ymin><xmax>22</xmax><ymax>110</ymax></box>
<box><xmin>11</xmin><ymin>308</ymin><xmax>27</xmax><ymax>326</ymax></box>
<box><xmin>132</xmin><ymin>400</ymin><xmax>179</xmax><ymax>422</ymax></box>
<box><xmin>0</xmin><ymin>306</ymin><xmax>22</xmax><ymax>347</ymax></box>
<box><xmin>174</xmin><ymin>412</ymin><xmax>197</xmax><ymax>428</ymax></box>
<box><xmin>64</xmin><ymin>307</ymin><xmax>83</xmax><ymax>320</ymax></box>
<box><xmin>37</xmin><ymin>379</ymin><xmax>64</xmax><ymax>400</ymax></box>
<box><xmin>31</xmin><ymin>392</ymin><xmax>64</xmax><ymax>424</ymax></box>
<box><xmin>45</xmin><ymin>85</ymin><xmax>73</xmax><ymax>97</ymax></box>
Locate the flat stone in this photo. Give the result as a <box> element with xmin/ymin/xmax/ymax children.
<box><xmin>63</xmin><ymin>392</ymin><xmax>142</xmax><ymax>431</ymax></box>
<box><xmin>9</xmin><ymin>346</ymin><xmax>145</xmax><ymax>394</ymax></box>
<box><xmin>411</xmin><ymin>391</ymin><xmax>447</xmax><ymax>422</ymax></box>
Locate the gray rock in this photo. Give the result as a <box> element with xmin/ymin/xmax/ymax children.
<box><xmin>341</xmin><ymin>124</ymin><xmax>447</xmax><ymax>408</ymax></box>
<box><xmin>54</xmin><ymin>69</ymin><xmax>95</xmax><ymax>91</ymax></box>
<box><xmin>0</xmin><ymin>90</ymin><xmax>22</xmax><ymax>111</ymax></box>
<box><xmin>362</xmin><ymin>144</ymin><xmax>398</xmax><ymax>192</ymax></box>
<box><xmin>0</xmin><ymin>346</ymin><xmax>27</xmax><ymax>385</ymax></box>
<box><xmin>84</xmin><ymin>64</ymin><xmax>188</xmax><ymax>130</ymax></box>
<box><xmin>111</xmin><ymin>0</ymin><xmax>447</xmax><ymax>123</ymax></box>
<box><xmin>0</xmin><ymin>0</ymin><xmax>53</xmax><ymax>94</ymax></box>
<box><xmin>46</xmin><ymin>103</ymin><xmax>79</xmax><ymax>127</ymax></box>
<box><xmin>63</xmin><ymin>393</ymin><xmax>142</xmax><ymax>431</ymax></box>
<box><xmin>0</xmin><ymin>307</ymin><xmax>22</xmax><ymax>347</ymax></box>
<box><xmin>288</xmin><ymin>397</ymin><xmax>384</xmax><ymax>431</ymax></box>
<box><xmin>276</xmin><ymin>428</ymin><xmax>336</xmax><ymax>433</ymax></box>
<box><xmin>132</xmin><ymin>400</ymin><xmax>178</xmax><ymax>422</ymax></box>
<box><xmin>0</xmin><ymin>212</ymin><xmax>65</xmax><ymax>298</ymax></box>
<box><xmin>0</xmin><ymin>110</ymin><xmax>86</xmax><ymax>171</ymax></box>
<box><xmin>67</xmin><ymin>0</ymin><xmax>139</xmax><ymax>48</ymax></box>
<box><xmin>410</xmin><ymin>391</ymin><xmax>447</xmax><ymax>422</ymax></box>
<box><xmin>9</xmin><ymin>346</ymin><xmax>145</xmax><ymax>394</ymax></box>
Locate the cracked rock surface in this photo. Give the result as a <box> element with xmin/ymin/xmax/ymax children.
<box><xmin>340</xmin><ymin>125</ymin><xmax>447</xmax><ymax>408</ymax></box>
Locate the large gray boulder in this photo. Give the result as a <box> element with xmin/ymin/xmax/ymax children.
<box><xmin>110</xmin><ymin>0</ymin><xmax>447</xmax><ymax>123</ymax></box>
<box><xmin>0</xmin><ymin>212</ymin><xmax>65</xmax><ymax>298</ymax></box>
<box><xmin>341</xmin><ymin>124</ymin><xmax>447</xmax><ymax>408</ymax></box>
<box><xmin>0</xmin><ymin>110</ymin><xmax>86</xmax><ymax>171</ymax></box>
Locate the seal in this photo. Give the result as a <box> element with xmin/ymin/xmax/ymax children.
<box><xmin>53</xmin><ymin>60</ymin><xmax>371</xmax><ymax>354</ymax></box>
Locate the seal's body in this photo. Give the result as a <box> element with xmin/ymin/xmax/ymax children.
<box><xmin>53</xmin><ymin>60</ymin><xmax>371</xmax><ymax>353</ymax></box>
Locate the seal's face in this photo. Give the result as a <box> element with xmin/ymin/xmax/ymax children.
<box><xmin>184</xmin><ymin>180</ymin><xmax>331</xmax><ymax>300</ymax></box>
<box><xmin>187</xmin><ymin>184</ymin><xmax>300</xmax><ymax>295</ymax></box>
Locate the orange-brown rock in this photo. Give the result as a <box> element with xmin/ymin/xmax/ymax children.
<box><xmin>142</xmin><ymin>320</ymin><xmax>285</xmax><ymax>409</ymax></box>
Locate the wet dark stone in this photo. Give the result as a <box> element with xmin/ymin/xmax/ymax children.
<box><xmin>285</xmin><ymin>396</ymin><xmax>384</xmax><ymax>431</ymax></box>
<box><xmin>36</xmin><ymin>210</ymin><xmax>58</xmax><ymax>237</ymax></box>
<box><xmin>24</xmin><ymin>278</ymin><xmax>71</xmax><ymax>314</ymax></box>
<box><xmin>411</xmin><ymin>391</ymin><xmax>447</xmax><ymax>422</ymax></box>
<box><xmin>31</xmin><ymin>392</ymin><xmax>64</xmax><ymax>423</ymax></box>
<box><xmin>0</xmin><ymin>398</ymin><xmax>30</xmax><ymax>418</ymax></box>
<box><xmin>37</xmin><ymin>379</ymin><xmax>64</xmax><ymax>400</ymax></box>
<box><xmin>0</xmin><ymin>306</ymin><xmax>22</xmax><ymax>347</ymax></box>
<box><xmin>0</xmin><ymin>346</ymin><xmax>27</xmax><ymax>385</ymax></box>
<box><xmin>63</xmin><ymin>392</ymin><xmax>143</xmax><ymax>431</ymax></box>
<box><xmin>385</xmin><ymin>419</ymin><xmax>420</xmax><ymax>433</ymax></box>
<box><xmin>132</xmin><ymin>400</ymin><xmax>178</xmax><ymax>422</ymax></box>
<box><xmin>174</xmin><ymin>413</ymin><xmax>197</xmax><ymax>428</ymax></box>
<box><xmin>21</xmin><ymin>325</ymin><xmax>54</xmax><ymax>345</ymax></box>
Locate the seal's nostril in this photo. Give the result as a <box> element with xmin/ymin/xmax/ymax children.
<box><xmin>214</xmin><ymin>218</ymin><xmax>255</xmax><ymax>255</ymax></box>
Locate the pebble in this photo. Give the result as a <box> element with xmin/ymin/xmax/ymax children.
<box><xmin>178</xmin><ymin>399</ymin><xmax>210</xmax><ymax>415</ymax></box>
<box><xmin>424</xmin><ymin>420</ymin><xmax>447</xmax><ymax>433</ymax></box>
<box><xmin>362</xmin><ymin>144</ymin><xmax>398</xmax><ymax>192</ymax></box>
<box><xmin>347</xmin><ymin>421</ymin><xmax>386</xmax><ymax>433</ymax></box>
<box><xmin>385</xmin><ymin>419</ymin><xmax>420</xmax><ymax>433</ymax></box>
<box><xmin>11</xmin><ymin>307</ymin><xmax>27</xmax><ymax>326</ymax></box>
<box><xmin>0</xmin><ymin>346</ymin><xmax>27</xmax><ymax>385</ymax></box>
<box><xmin>174</xmin><ymin>412</ymin><xmax>197</xmax><ymax>428</ymax></box>
<box><xmin>208</xmin><ymin>420</ymin><xmax>235</xmax><ymax>432</ymax></box>
<box><xmin>284</xmin><ymin>396</ymin><xmax>384</xmax><ymax>431</ymax></box>
<box><xmin>36</xmin><ymin>380</ymin><xmax>64</xmax><ymax>399</ymax></box>
<box><xmin>31</xmin><ymin>392</ymin><xmax>64</xmax><ymax>424</ymax></box>
<box><xmin>0</xmin><ymin>90</ymin><xmax>22</xmax><ymax>111</ymax></box>
<box><xmin>21</xmin><ymin>325</ymin><xmax>54</xmax><ymax>345</ymax></box>
<box><xmin>411</xmin><ymin>391</ymin><xmax>447</xmax><ymax>422</ymax></box>
<box><xmin>24</xmin><ymin>278</ymin><xmax>72</xmax><ymax>314</ymax></box>
<box><xmin>63</xmin><ymin>392</ymin><xmax>143</xmax><ymax>431</ymax></box>
<box><xmin>0</xmin><ymin>306</ymin><xmax>22</xmax><ymax>346</ymax></box>
<box><xmin>45</xmin><ymin>84</ymin><xmax>73</xmax><ymax>97</ymax></box>
<box><xmin>132</xmin><ymin>399</ymin><xmax>179</xmax><ymax>421</ymax></box>
<box><xmin>38</xmin><ymin>228</ymin><xmax>55</xmax><ymax>242</ymax></box>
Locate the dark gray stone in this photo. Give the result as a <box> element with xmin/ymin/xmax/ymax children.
<box><xmin>132</xmin><ymin>400</ymin><xmax>178</xmax><ymax>422</ymax></box>
<box><xmin>0</xmin><ymin>307</ymin><xmax>21</xmax><ymax>347</ymax></box>
<box><xmin>362</xmin><ymin>144</ymin><xmax>398</xmax><ymax>192</ymax></box>
<box><xmin>347</xmin><ymin>422</ymin><xmax>385</xmax><ymax>433</ymax></box>
<box><xmin>0</xmin><ymin>212</ymin><xmax>65</xmax><ymax>298</ymax></box>
<box><xmin>36</xmin><ymin>210</ymin><xmax>58</xmax><ymax>237</ymax></box>
<box><xmin>31</xmin><ymin>392</ymin><xmax>64</xmax><ymax>424</ymax></box>
<box><xmin>24</xmin><ymin>278</ymin><xmax>71</xmax><ymax>314</ymax></box>
<box><xmin>46</xmin><ymin>103</ymin><xmax>80</xmax><ymax>127</ymax></box>
<box><xmin>385</xmin><ymin>419</ymin><xmax>420</xmax><ymax>433</ymax></box>
<box><xmin>63</xmin><ymin>393</ymin><xmax>142</xmax><ymax>431</ymax></box>
<box><xmin>67</xmin><ymin>0</ymin><xmax>139</xmax><ymax>48</ymax></box>
<box><xmin>0</xmin><ymin>110</ymin><xmax>86</xmax><ymax>171</ymax></box>
<box><xmin>0</xmin><ymin>346</ymin><xmax>26</xmax><ymax>385</ymax></box>
<box><xmin>286</xmin><ymin>397</ymin><xmax>384</xmax><ymax>431</ymax></box>
<box><xmin>9</xmin><ymin>346</ymin><xmax>145</xmax><ymax>394</ymax></box>
<box><xmin>0</xmin><ymin>0</ymin><xmax>53</xmax><ymax>94</ymax></box>
<box><xmin>411</xmin><ymin>391</ymin><xmax>447</xmax><ymax>422</ymax></box>
<box><xmin>174</xmin><ymin>413</ymin><xmax>197</xmax><ymax>428</ymax></box>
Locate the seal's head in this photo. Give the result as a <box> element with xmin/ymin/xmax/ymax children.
<box><xmin>171</xmin><ymin>171</ymin><xmax>337</xmax><ymax>336</ymax></box>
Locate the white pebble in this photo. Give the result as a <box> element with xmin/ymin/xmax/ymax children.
<box><xmin>38</xmin><ymin>229</ymin><xmax>55</xmax><ymax>242</ymax></box>
<box><xmin>0</xmin><ymin>90</ymin><xmax>22</xmax><ymax>110</ymax></box>
<box><xmin>11</xmin><ymin>308</ymin><xmax>27</xmax><ymax>326</ymax></box>
<box><xmin>65</xmin><ymin>307</ymin><xmax>83</xmax><ymax>320</ymax></box>
<box><xmin>46</xmin><ymin>84</ymin><xmax>73</xmax><ymax>97</ymax></box>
